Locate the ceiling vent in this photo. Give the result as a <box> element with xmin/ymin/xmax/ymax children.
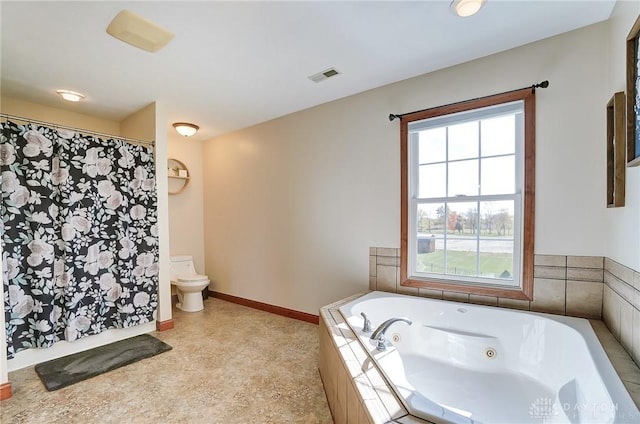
<box><xmin>106</xmin><ymin>10</ymin><xmax>174</xmax><ymax>53</ymax></box>
<box><xmin>308</xmin><ymin>68</ymin><xmax>341</xmax><ymax>83</ymax></box>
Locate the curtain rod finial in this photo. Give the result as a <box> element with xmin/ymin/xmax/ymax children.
<box><xmin>533</xmin><ymin>80</ymin><xmax>549</xmax><ymax>89</ymax></box>
<box><xmin>389</xmin><ymin>114</ymin><xmax>400</xmax><ymax>122</ymax></box>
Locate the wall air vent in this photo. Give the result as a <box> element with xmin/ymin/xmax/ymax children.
<box><xmin>308</xmin><ymin>67</ymin><xmax>341</xmax><ymax>83</ymax></box>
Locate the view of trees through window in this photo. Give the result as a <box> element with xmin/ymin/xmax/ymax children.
<box><xmin>415</xmin><ymin>201</ymin><xmax>515</xmax><ymax>279</ymax></box>
<box><xmin>409</xmin><ymin>103</ymin><xmax>522</xmax><ymax>285</ymax></box>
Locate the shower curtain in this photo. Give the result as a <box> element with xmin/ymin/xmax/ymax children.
<box><xmin>1</xmin><ymin>120</ymin><xmax>158</xmax><ymax>359</ymax></box>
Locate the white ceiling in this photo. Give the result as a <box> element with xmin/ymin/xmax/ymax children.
<box><xmin>1</xmin><ymin>1</ymin><xmax>616</xmax><ymax>142</ymax></box>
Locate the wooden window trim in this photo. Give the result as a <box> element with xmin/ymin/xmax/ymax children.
<box><xmin>400</xmin><ymin>88</ymin><xmax>535</xmax><ymax>300</ymax></box>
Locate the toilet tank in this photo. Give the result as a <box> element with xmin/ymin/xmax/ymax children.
<box><xmin>170</xmin><ymin>255</ymin><xmax>197</xmax><ymax>280</ymax></box>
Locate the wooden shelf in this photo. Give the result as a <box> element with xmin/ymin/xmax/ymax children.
<box><xmin>168</xmin><ymin>158</ymin><xmax>189</xmax><ymax>195</ymax></box>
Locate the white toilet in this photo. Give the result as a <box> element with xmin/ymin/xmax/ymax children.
<box><xmin>170</xmin><ymin>255</ymin><xmax>210</xmax><ymax>312</ymax></box>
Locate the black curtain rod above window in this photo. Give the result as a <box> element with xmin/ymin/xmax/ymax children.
<box><xmin>388</xmin><ymin>80</ymin><xmax>549</xmax><ymax>122</ymax></box>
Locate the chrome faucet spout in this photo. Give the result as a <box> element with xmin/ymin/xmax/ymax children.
<box><xmin>369</xmin><ymin>317</ymin><xmax>412</xmax><ymax>351</ymax></box>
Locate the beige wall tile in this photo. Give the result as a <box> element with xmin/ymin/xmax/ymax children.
<box><xmin>620</xmin><ymin>300</ymin><xmax>634</xmax><ymax>356</ymax></box>
<box><xmin>603</xmin><ymin>285</ymin><xmax>622</xmax><ymax>340</ymax></box>
<box><xmin>369</xmin><ymin>276</ymin><xmax>377</xmax><ymax>291</ymax></box>
<box><xmin>591</xmin><ymin>319</ymin><xmax>633</xmax><ymax>359</ymax></box>
<box><xmin>566</xmin><ymin>267</ymin><xmax>603</xmax><ymax>282</ymax></box>
<box><xmin>371</xmin><ymin>384</ymin><xmax>407</xmax><ymax>420</ymax></box>
<box><xmin>605</xmin><ymin>271</ymin><xmax>636</xmax><ymax>304</ymax></box>
<box><xmin>469</xmin><ymin>294</ymin><xmax>498</xmax><ymax>306</ymax></box>
<box><xmin>604</xmin><ymin>258</ymin><xmax>635</xmax><ymax>284</ymax></box>
<box><xmin>635</xmin><ymin>272</ymin><xmax>640</xmax><ymax>290</ymax></box>
<box><xmin>376</xmin><ymin>247</ymin><xmax>399</xmax><ymax>257</ymax></box>
<box><xmin>419</xmin><ymin>288</ymin><xmax>443</xmax><ymax>300</ymax></box>
<box><xmin>633</xmin><ymin>307</ymin><xmax>640</xmax><ymax>367</ymax></box>
<box><xmin>376</xmin><ymin>255</ymin><xmax>399</xmax><ymax>266</ymax></box>
<box><xmin>353</xmin><ymin>375</ymin><xmax>378</xmax><ymax>401</ymax></box>
<box><xmin>443</xmin><ymin>292</ymin><xmax>469</xmax><ymax>303</ymax></box>
<box><xmin>610</xmin><ymin>355</ymin><xmax>640</xmax><ymax>385</ymax></box>
<box><xmin>369</xmin><ymin>256</ymin><xmax>376</xmax><ymax>277</ymax></box>
<box><xmin>531</xmin><ymin>278</ymin><xmax>566</xmax><ymax>314</ymax></box>
<box><xmin>335</xmin><ymin>366</ymin><xmax>347</xmax><ymax>424</ymax></box>
<box><xmin>397</xmin><ymin>284</ymin><xmax>419</xmax><ymax>296</ymax></box>
<box><xmin>362</xmin><ymin>398</ymin><xmax>390</xmax><ymax>424</ymax></box>
<box><xmin>566</xmin><ymin>280</ymin><xmax>602</xmax><ymax>319</ymax></box>
<box><xmin>346</xmin><ymin>379</ymin><xmax>362</xmax><ymax>424</ymax></box>
<box><xmin>359</xmin><ymin>403</ymin><xmax>373</xmax><ymax>424</ymax></box>
<box><xmin>376</xmin><ymin>265</ymin><xmax>397</xmax><ymax>292</ymax></box>
<box><xmin>369</xmin><ymin>247</ymin><xmax>377</xmax><ymax>256</ymax></box>
<box><xmin>622</xmin><ymin>381</ymin><xmax>640</xmax><ymax>412</ymax></box>
<box><xmin>534</xmin><ymin>254</ymin><xmax>566</xmax><ymax>267</ymax></box>
<box><xmin>498</xmin><ymin>297</ymin><xmax>531</xmax><ymax>311</ymax></box>
<box><xmin>566</xmin><ymin>256</ymin><xmax>604</xmax><ymax>269</ymax></box>
<box><xmin>533</xmin><ymin>265</ymin><xmax>566</xmax><ymax>280</ymax></box>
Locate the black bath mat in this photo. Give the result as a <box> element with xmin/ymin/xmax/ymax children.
<box><xmin>34</xmin><ymin>334</ymin><xmax>172</xmax><ymax>391</ymax></box>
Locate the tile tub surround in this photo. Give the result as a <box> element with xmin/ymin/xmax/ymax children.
<box><xmin>602</xmin><ymin>258</ymin><xmax>640</xmax><ymax>368</ymax></box>
<box><xmin>319</xmin><ymin>293</ymin><xmax>640</xmax><ymax>424</ymax></box>
<box><xmin>370</xmin><ymin>248</ymin><xmax>605</xmax><ymax>319</ymax></box>
<box><xmin>371</xmin><ymin>248</ymin><xmax>640</xmax><ymax>367</ymax></box>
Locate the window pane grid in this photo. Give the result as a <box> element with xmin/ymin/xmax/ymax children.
<box><xmin>419</xmin><ymin>151</ymin><xmax>515</xmax><ymax>167</ymax></box>
<box><xmin>410</xmin><ymin>102</ymin><xmax>523</xmax><ymax>286</ymax></box>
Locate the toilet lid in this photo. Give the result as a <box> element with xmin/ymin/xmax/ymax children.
<box><xmin>178</xmin><ymin>274</ymin><xmax>208</xmax><ymax>283</ymax></box>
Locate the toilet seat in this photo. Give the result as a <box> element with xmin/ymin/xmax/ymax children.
<box><xmin>177</xmin><ymin>274</ymin><xmax>208</xmax><ymax>283</ymax></box>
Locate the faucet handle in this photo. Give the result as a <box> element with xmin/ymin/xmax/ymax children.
<box><xmin>360</xmin><ymin>312</ymin><xmax>372</xmax><ymax>333</ymax></box>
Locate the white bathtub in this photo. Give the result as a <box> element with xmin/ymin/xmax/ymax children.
<box><xmin>338</xmin><ymin>291</ymin><xmax>640</xmax><ymax>424</ymax></box>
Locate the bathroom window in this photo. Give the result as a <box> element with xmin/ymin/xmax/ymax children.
<box><xmin>400</xmin><ymin>89</ymin><xmax>535</xmax><ymax>299</ymax></box>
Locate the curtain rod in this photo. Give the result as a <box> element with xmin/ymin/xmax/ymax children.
<box><xmin>388</xmin><ymin>80</ymin><xmax>549</xmax><ymax>122</ymax></box>
<box><xmin>0</xmin><ymin>113</ymin><xmax>155</xmax><ymax>148</ymax></box>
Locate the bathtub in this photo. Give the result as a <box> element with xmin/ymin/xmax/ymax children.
<box><xmin>328</xmin><ymin>291</ymin><xmax>639</xmax><ymax>424</ymax></box>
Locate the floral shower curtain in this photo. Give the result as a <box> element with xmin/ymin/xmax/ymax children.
<box><xmin>1</xmin><ymin>120</ymin><xmax>158</xmax><ymax>359</ymax></box>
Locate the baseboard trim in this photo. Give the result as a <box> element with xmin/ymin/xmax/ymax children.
<box><xmin>209</xmin><ymin>291</ymin><xmax>319</xmax><ymax>325</ymax></box>
<box><xmin>156</xmin><ymin>319</ymin><xmax>174</xmax><ymax>331</ymax></box>
<box><xmin>0</xmin><ymin>382</ymin><xmax>12</xmax><ymax>400</ymax></box>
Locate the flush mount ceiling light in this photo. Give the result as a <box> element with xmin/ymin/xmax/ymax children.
<box><xmin>451</xmin><ymin>0</ymin><xmax>486</xmax><ymax>17</ymax></box>
<box><xmin>173</xmin><ymin>123</ymin><xmax>199</xmax><ymax>137</ymax></box>
<box><xmin>56</xmin><ymin>90</ymin><xmax>85</xmax><ymax>102</ymax></box>
<box><xmin>106</xmin><ymin>9</ymin><xmax>174</xmax><ymax>52</ymax></box>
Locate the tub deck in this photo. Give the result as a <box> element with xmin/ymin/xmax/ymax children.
<box><xmin>319</xmin><ymin>291</ymin><xmax>640</xmax><ymax>424</ymax></box>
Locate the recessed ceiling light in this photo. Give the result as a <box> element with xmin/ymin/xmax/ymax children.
<box><xmin>56</xmin><ymin>90</ymin><xmax>85</xmax><ymax>102</ymax></box>
<box><xmin>106</xmin><ymin>9</ymin><xmax>174</xmax><ymax>53</ymax></box>
<box><xmin>173</xmin><ymin>122</ymin><xmax>199</xmax><ymax>137</ymax></box>
<box><xmin>451</xmin><ymin>0</ymin><xmax>486</xmax><ymax>17</ymax></box>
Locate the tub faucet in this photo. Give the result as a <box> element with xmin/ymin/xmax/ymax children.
<box><xmin>360</xmin><ymin>312</ymin><xmax>372</xmax><ymax>333</ymax></box>
<box><xmin>370</xmin><ymin>317</ymin><xmax>412</xmax><ymax>351</ymax></box>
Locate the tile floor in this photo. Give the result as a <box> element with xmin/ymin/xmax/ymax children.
<box><xmin>1</xmin><ymin>298</ymin><xmax>333</xmax><ymax>424</ymax></box>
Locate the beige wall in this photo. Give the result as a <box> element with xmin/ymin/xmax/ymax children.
<box><xmin>203</xmin><ymin>21</ymin><xmax>615</xmax><ymax>315</ymax></box>
<box><xmin>168</xmin><ymin>133</ymin><xmax>205</xmax><ymax>275</ymax></box>
<box><xmin>1</xmin><ymin>96</ymin><xmax>120</xmax><ymax>135</ymax></box>
<box><xmin>605</xmin><ymin>0</ymin><xmax>640</xmax><ymax>271</ymax></box>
